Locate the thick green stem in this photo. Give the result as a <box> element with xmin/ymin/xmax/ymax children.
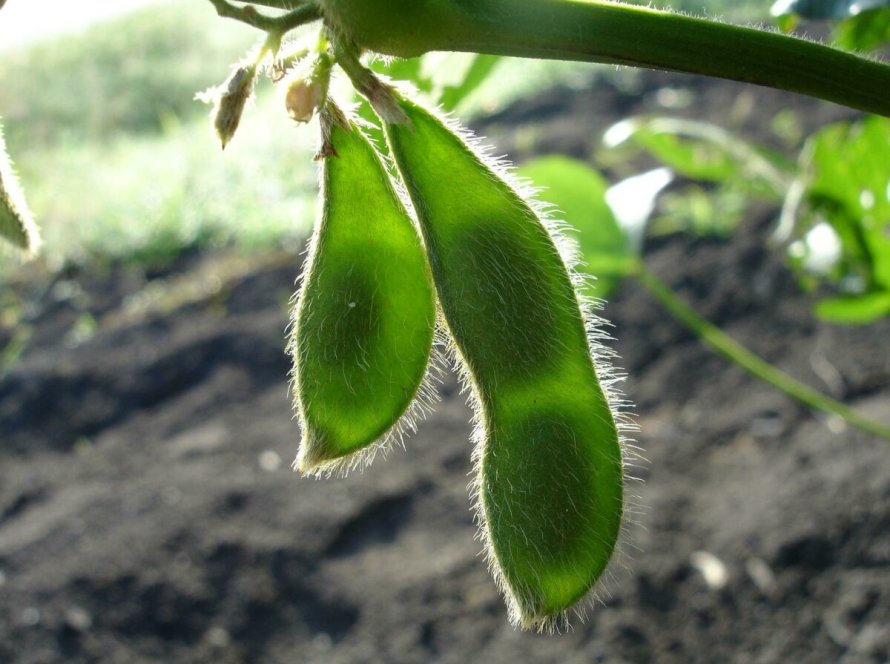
<box><xmin>320</xmin><ymin>0</ymin><xmax>890</xmax><ymax>117</ymax></box>
<box><xmin>636</xmin><ymin>264</ymin><xmax>890</xmax><ymax>441</ymax></box>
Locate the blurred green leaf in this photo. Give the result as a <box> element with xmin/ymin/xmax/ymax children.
<box><xmin>518</xmin><ymin>156</ymin><xmax>635</xmax><ymax>297</ymax></box>
<box><xmin>439</xmin><ymin>55</ymin><xmax>501</xmax><ymax>111</ymax></box>
<box><xmin>771</xmin><ymin>0</ymin><xmax>890</xmax><ymax>50</ymax></box>
<box><xmin>603</xmin><ymin>117</ymin><xmax>791</xmax><ymax>200</ymax></box>
<box><xmin>775</xmin><ymin>12</ymin><xmax>801</xmax><ymax>31</ymax></box>
<box><xmin>833</xmin><ymin>7</ymin><xmax>890</xmax><ymax>50</ymax></box>
<box><xmin>653</xmin><ymin>185</ymin><xmax>748</xmax><ymax>238</ymax></box>
<box><xmin>367</xmin><ymin>53</ymin><xmax>501</xmax><ymax>112</ymax></box>
<box><xmin>806</xmin><ymin>117</ymin><xmax>890</xmax><ymax>291</ymax></box>
<box><xmin>370</xmin><ymin>56</ymin><xmax>430</xmax><ymax>92</ymax></box>
<box><xmin>816</xmin><ymin>291</ymin><xmax>890</xmax><ymax>323</ymax></box>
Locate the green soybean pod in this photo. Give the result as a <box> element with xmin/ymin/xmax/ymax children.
<box><xmin>291</xmin><ymin>105</ymin><xmax>436</xmax><ymax>475</ymax></box>
<box><xmin>384</xmin><ymin>96</ymin><xmax>625</xmax><ymax>630</ymax></box>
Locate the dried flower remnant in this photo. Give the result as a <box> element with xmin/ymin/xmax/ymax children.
<box><xmin>197</xmin><ymin>63</ymin><xmax>258</xmax><ymax>149</ymax></box>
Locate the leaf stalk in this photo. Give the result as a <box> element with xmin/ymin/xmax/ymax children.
<box><xmin>636</xmin><ymin>264</ymin><xmax>890</xmax><ymax>442</ymax></box>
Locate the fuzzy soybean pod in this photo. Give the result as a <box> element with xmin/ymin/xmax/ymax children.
<box><xmin>291</xmin><ymin>106</ymin><xmax>436</xmax><ymax>475</ymax></box>
<box><xmin>384</xmin><ymin>97</ymin><xmax>624</xmax><ymax>630</ymax></box>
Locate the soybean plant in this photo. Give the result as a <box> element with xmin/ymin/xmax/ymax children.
<box><xmin>5</xmin><ymin>0</ymin><xmax>890</xmax><ymax>632</ymax></box>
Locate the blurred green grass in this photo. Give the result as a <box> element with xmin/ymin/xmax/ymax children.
<box><xmin>0</xmin><ymin>2</ymin><xmax>320</xmax><ymax>276</ymax></box>
<box><xmin>0</xmin><ymin>0</ymin><xmax>768</xmax><ymax>278</ymax></box>
<box><xmin>0</xmin><ymin>2</ymin><xmax>253</xmax><ymax>146</ymax></box>
<box><xmin>15</xmin><ymin>107</ymin><xmax>318</xmax><ymax>268</ymax></box>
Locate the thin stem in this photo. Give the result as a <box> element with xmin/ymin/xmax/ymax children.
<box><xmin>208</xmin><ymin>0</ymin><xmax>320</xmax><ymax>34</ymax></box>
<box><xmin>327</xmin><ymin>0</ymin><xmax>890</xmax><ymax>117</ymax></box>
<box><xmin>270</xmin><ymin>45</ymin><xmax>310</xmax><ymax>81</ymax></box>
<box><xmin>329</xmin><ymin>33</ymin><xmax>377</xmax><ymax>95</ymax></box>
<box><xmin>635</xmin><ymin>264</ymin><xmax>890</xmax><ymax>441</ymax></box>
<box><xmin>329</xmin><ymin>33</ymin><xmax>409</xmax><ymax>124</ymax></box>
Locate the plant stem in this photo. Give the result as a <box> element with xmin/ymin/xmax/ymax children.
<box><xmin>329</xmin><ymin>33</ymin><xmax>409</xmax><ymax>124</ymax></box>
<box><xmin>208</xmin><ymin>0</ymin><xmax>320</xmax><ymax>34</ymax></box>
<box><xmin>635</xmin><ymin>264</ymin><xmax>890</xmax><ymax>442</ymax></box>
<box><xmin>322</xmin><ymin>0</ymin><xmax>890</xmax><ymax>117</ymax></box>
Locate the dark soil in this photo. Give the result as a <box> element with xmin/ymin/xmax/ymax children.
<box><xmin>2</xmin><ymin>71</ymin><xmax>889</xmax><ymax>664</ymax></box>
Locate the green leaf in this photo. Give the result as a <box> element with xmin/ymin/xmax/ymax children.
<box><xmin>816</xmin><ymin>291</ymin><xmax>890</xmax><ymax>323</ymax></box>
<box><xmin>517</xmin><ymin>156</ymin><xmax>634</xmax><ymax>297</ymax></box>
<box><xmin>366</xmin><ymin>53</ymin><xmax>501</xmax><ymax>112</ymax></box>
<box><xmin>369</xmin><ymin>56</ymin><xmax>431</xmax><ymax>93</ymax></box>
<box><xmin>834</xmin><ymin>7</ymin><xmax>890</xmax><ymax>51</ymax></box>
<box><xmin>806</xmin><ymin>117</ymin><xmax>890</xmax><ymax>290</ymax></box>
<box><xmin>438</xmin><ymin>54</ymin><xmax>501</xmax><ymax>111</ymax></box>
<box><xmin>775</xmin><ymin>12</ymin><xmax>801</xmax><ymax>32</ymax></box>
<box><xmin>603</xmin><ymin>117</ymin><xmax>790</xmax><ymax>200</ymax></box>
<box><xmin>653</xmin><ymin>185</ymin><xmax>748</xmax><ymax>238</ymax></box>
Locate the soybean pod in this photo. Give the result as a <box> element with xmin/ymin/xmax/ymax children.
<box><xmin>291</xmin><ymin>104</ymin><xmax>436</xmax><ymax>475</ymax></box>
<box><xmin>384</xmin><ymin>96</ymin><xmax>625</xmax><ymax>630</ymax></box>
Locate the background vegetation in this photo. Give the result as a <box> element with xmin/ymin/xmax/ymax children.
<box><xmin>0</xmin><ymin>0</ymin><xmax>766</xmax><ymax>275</ymax></box>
